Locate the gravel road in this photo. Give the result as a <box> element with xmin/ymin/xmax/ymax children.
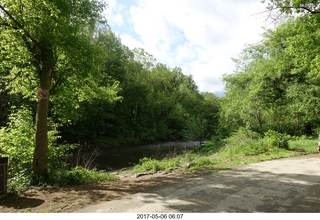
<box><xmin>75</xmin><ymin>154</ymin><xmax>320</xmax><ymax>213</ymax></box>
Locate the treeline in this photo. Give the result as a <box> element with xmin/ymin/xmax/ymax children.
<box><xmin>0</xmin><ymin>27</ymin><xmax>219</xmax><ymax>147</ymax></box>
<box><xmin>0</xmin><ymin>0</ymin><xmax>221</xmax><ymax>190</ymax></box>
<box><xmin>1</xmin><ymin>0</ymin><xmax>320</xmax><ymax>193</ymax></box>
<box><xmin>220</xmin><ymin>5</ymin><xmax>320</xmax><ymax>137</ymax></box>
<box><xmin>59</xmin><ymin>35</ymin><xmax>221</xmax><ymax>146</ymax></box>
<box><xmin>2</xmin><ymin>0</ymin><xmax>320</xmax><ymax>149</ymax></box>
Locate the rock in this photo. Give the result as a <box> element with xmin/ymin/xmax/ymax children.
<box><xmin>98</xmin><ymin>170</ymin><xmax>107</xmax><ymax>173</ymax></box>
<box><xmin>181</xmin><ymin>162</ymin><xmax>191</xmax><ymax>169</ymax></box>
<box><xmin>134</xmin><ymin>172</ymin><xmax>152</xmax><ymax>178</ymax></box>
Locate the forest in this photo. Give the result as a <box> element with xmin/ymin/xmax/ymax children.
<box><xmin>1</xmin><ymin>0</ymin><xmax>320</xmax><ymax>194</ymax></box>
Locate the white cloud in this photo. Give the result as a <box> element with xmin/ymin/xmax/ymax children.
<box><xmin>120</xmin><ymin>34</ymin><xmax>144</xmax><ymax>49</ymax></box>
<box><xmin>106</xmin><ymin>0</ymin><xmax>269</xmax><ymax>96</ymax></box>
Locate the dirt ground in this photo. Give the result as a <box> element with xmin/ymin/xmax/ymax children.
<box><xmin>0</xmin><ymin>169</ymin><xmax>212</xmax><ymax>213</ymax></box>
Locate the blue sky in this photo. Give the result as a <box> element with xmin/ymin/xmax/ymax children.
<box><xmin>104</xmin><ymin>0</ymin><xmax>271</xmax><ymax>97</ymax></box>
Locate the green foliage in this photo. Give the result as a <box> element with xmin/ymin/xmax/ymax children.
<box><xmin>6</xmin><ymin>171</ymin><xmax>30</xmax><ymax>195</ymax></box>
<box><xmin>191</xmin><ymin>157</ymin><xmax>217</xmax><ymax>169</ymax></box>
<box><xmin>1</xmin><ymin>0</ymin><xmax>221</xmax><ymax>147</ymax></box>
<box><xmin>263</xmin><ymin>130</ymin><xmax>290</xmax><ymax>149</ymax></box>
<box><xmin>133</xmin><ymin>152</ymin><xmax>219</xmax><ymax>173</ymax></box>
<box><xmin>219</xmin><ymin>127</ymin><xmax>305</xmax><ymax>159</ymax></box>
<box><xmin>221</xmin><ymin>128</ymin><xmax>272</xmax><ymax>157</ymax></box>
<box><xmin>0</xmin><ymin>0</ymin><xmax>108</xmax><ymax>102</ymax></box>
<box><xmin>220</xmin><ymin>13</ymin><xmax>320</xmax><ymax>137</ymax></box>
<box><xmin>0</xmin><ymin>106</ymin><xmax>115</xmax><ymax>193</ymax></box>
<box><xmin>264</xmin><ymin>0</ymin><xmax>320</xmax><ymax>15</ymax></box>
<box><xmin>0</xmin><ymin>106</ymin><xmax>35</xmax><ymax>174</ymax></box>
<box><xmin>196</xmin><ymin>141</ymin><xmax>222</xmax><ymax>154</ymax></box>
<box><xmin>288</xmin><ymin>138</ymin><xmax>317</xmax><ymax>153</ymax></box>
<box><xmin>45</xmin><ymin>166</ymin><xmax>119</xmax><ymax>186</ymax></box>
<box><xmin>133</xmin><ymin>157</ymin><xmax>180</xmax><ymax>173</ymax></box>
<box><xmin>0</xmin><ymin>0</ymin><xmax>120</xmax><ymax>176</ymax></box>
<box><xmin>182</xmin><ymin>115</ymin><xmax>208</xmax><ymax>141</ymax></box>
<box><xmin>47</xmin><ymin>144</ymin><xmax>78</xmax><ymax>171</ymax></box>
<box><xmin>0</xmin><ymin>106</ymin><xmax>62</xmax><ymax>193</ymax></box>
<box><xmin>57</xmin><ymin>37</ymin><xmax>219</xmax><ymax>146</ymax></box>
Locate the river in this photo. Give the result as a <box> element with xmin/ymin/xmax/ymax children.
<box><xmin>94</xmin><ymin>141</ymin><xmax>206</xmax><ymax>171</ymax></box>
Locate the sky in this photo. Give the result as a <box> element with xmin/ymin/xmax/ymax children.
<box><xmin>104</xmin><ymin>0</ymin><xmax>271</xmax><ymax>97</ymax></box>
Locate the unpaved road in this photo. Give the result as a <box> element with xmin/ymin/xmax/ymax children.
<box><xmin>75</xmin><ymin>154</ymin><xmax>320</xmax><ymax>213</ymax></box>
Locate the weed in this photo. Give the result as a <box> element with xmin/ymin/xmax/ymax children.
<box><xmin>132</xmin><ymin>132</ymin><xmax>317</xmax><ymax>174</ymax></box>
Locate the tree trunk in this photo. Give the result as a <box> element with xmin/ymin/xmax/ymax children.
<box><xmin>32</xmin><ymin>62</ymin><xmax>53</xmax><ymax>176</ymax></box>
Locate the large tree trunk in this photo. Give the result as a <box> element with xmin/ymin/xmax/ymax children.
<box><xmin>32</xmin><ymin>61</ymin><xmax>53</xmax><ymax>176</ymax></box>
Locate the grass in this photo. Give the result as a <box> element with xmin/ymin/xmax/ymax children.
<box><xmin>288</xmin><ymin>137</ymin><xmax>317</xmax><ymax>153</ymax></box>
<box><xmin>5</xmin><ymin>132</ymin><xmax>318</xmax><ymax>199</ymax></box>
<box><xmin>128</xmin><ymin>135</ymin><xmax>319</xmax><ymax>175</ymax></box>
<box><xmin>1</xmin><ymin>133</ymin><xmax>318</xmax><ymax>213</ymax></box>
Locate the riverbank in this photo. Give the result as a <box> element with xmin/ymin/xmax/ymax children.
<box><xmin>95</xmin><ymin>141</ymin><xmax>207</xmax><ymax>171</ymax></box>
<box><xmin>0</xmin><ymin>165</ymin><xmax>215</xmax><ymax>213</ymax></box>
<box><xmin>0</xmin><ymin>137</ymin><xmax>316</xmax><ymax>213</ymax></box>
<box><xmin>76</xmin><ymin>153</ymin><xmax>320</xmax><ymax>213</ymax></box>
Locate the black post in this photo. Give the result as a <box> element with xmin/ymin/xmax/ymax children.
<box><xmin>0</xmin><ymin>157</ymin><xmax>8</xmax><ymax>195</ymax></box>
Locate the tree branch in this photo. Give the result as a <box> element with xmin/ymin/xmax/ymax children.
<box><xmin>273</xmin><ymin>5</ymin><xmax>320</xmax><ymax>14</ymax></box>
<box><xmin>0</xmin><ymin>4</ymin><xmax>41</xmax><ymax>50</ymax></box>
<box><xmin>0</xmin><ymin>21</ymin><xmax>19</xmax><ymax>30</ymax></box>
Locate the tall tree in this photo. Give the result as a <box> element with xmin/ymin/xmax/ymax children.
<box><xmin>0</xmin><ymin>0</ymin><xmax>108</xmax><ymax>176</ymax></box>
<box><xmin>263</xmin><ymin>0</ymin><xmax>320</xmax><ymax>15</ymax></box>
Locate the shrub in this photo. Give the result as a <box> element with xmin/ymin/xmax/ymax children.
<box><xmin>134</xmin><ymin>157</ymin><xmax>164</xmax><ymax>172</ymax></box>
<box><xmin>133</xmin><ymin>157</ymin><xmax>180</xmax><ymax>173</ymax></box>
<box><xmin>182</xmin><ymin>115</ymin><xmax>208</xmax><ymax>141</ymax></box>
<box><xmin>47</xmin><ymin>144</ymin><xmax>78</xmax><ymax>171</ymax></box>
<box><xmin>220</xmin><ymin>128</ymin><xmax>266</xmax><ymax>156</ymax></box>
<box><xmin>46</xmin><ymin>166</ymin><xmax>119</xmax><ymax>186</ymax></box>
<box><xmin>195</xmin><ymin>141</ymin><xmax>222</xmax><ymax>154</ymax></box>
<box><xmin>189</xmin><ymin>157</ymin><xmax>218</xmax><ymax>169</ymax></box>
<box><xmin>0</xmin><ymin>106</ymin><xmax>113</xmax><ymax>193</ymax></box>
<box><xmin>263</xmin><ymin>130</ymin><xmax>290</xmax><ymax>150</ymax></box>
<box><xmin>0</xmin><ymin>106</ymin><xmax>37</xmax><ymax>193</ymax></box>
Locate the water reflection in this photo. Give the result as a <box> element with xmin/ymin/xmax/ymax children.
<box><xmin>95</xmin><ymin>141</ymin><xmax>205</xmax><ymax>171</ymax></box>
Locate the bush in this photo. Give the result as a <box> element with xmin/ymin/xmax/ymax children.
<box><xmin>47</xmin><ymin>144</ymin><xmax>78</xmax><ymax>171</ymax></box>
<box><xmin>189</xmin><ymin>157</ymin><xmax>218</xmax><ymax>169</ymax></box>
<box><xmin>195</xmin><ymin>141</ymin><xmax>222</xmax><ymax>154</ymax></box>
<box><xmin>0</xmin><ymin>106</ymin><xmax>114</xmax><ymax>194</ymax></box>
<box><xmin>182</xmin><ymin>115</ymin><xmax>208</xmax><ymax>141</ymax></box>
<box><xmin>133</xmin><ymin>158</ymin><xmax>162</xmax><ymax>172</ymax></box>
<box><xmin>220</xmin><ymin>128</ymin><xmax>266</xmax><ymax>156</ymax></box>
<box><xmin>219</xmin><ymin>128</ymin><xmax>292</xmax><ymax>158</ymax></box>
<box><xmin>263</xmin><ymin>130</ymin><xmax>290</xmax><ymax>150</ymax></box>
<box><xmin>46</xmin><ymin>166</ymin><xmax>119</xmax><ymax>186</ymax></box>
<box><xmin>288</xmin><ymin>136</ymin><xmax>317</xmax><ymax>153</ymax></box>
<box><xmin>133</xmin><ymin>157</ymin><xmax>180</xmax><ymax>172</ymax></box>
<box><xmin>134</xmin><ymin>153</ymin><xmax>219</xmax><ymax>173</ymax></box>
<box><xmin>0</xmin><ymin>106</ymin><xmax>37</xmax><ymax>193</ymax></box>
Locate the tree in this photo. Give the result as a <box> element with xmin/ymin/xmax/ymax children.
<box><xmin>263</xmin><ymin>1</ymin><xmax>320</xmax><ymax>133</ymax></box>
<box><xmin>263</xmin><ymin>0</ymin><xmax>320</xmax><ymax>15</ymax></box>
<box><xmin>182</xmin><ymin>115</ymin><xmax>208</xmax><ymax>143</ymax></box>
<box><xmin>220</xmin><ymin>19</ymin><xmax>301</xmax><ymax>135</ymax></box>
<box><xmin>0</xmin><ymin>0</ymin><xmax>109</xmax><ymax>176</ymax></box>
<box><xmin>221</xmin><ymin>5</ymin><xmax>320</xmax><ymax>136</ymax></box>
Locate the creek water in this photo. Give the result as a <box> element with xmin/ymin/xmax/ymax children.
<box><xmin>95</xmin><ymin>141</ymin><xmax>205</xmax><ymax>171</ymax></box>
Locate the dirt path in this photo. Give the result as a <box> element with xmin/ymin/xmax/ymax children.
<box><xmin>1</xmin><ymin>154</ymin><xmax>320</xmax><ymax>213</ymax></box>
<box><xmin>75</xmin><ymin>154</ymin><xmax>320</xmax><ymax>213</ymax></box>
<box><xmin>0</xmin><ymin>167</ymin><xmax>211</xmax><ymax>213</ymax></box>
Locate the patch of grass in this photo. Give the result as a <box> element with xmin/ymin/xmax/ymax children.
<box><xmin>193</xmin><ymin>141</ymin><xmax>222</xmax><ymax>154</ymax></box>
<box><xmin>188</xmin><ymin>156</ymin><xmax>219</xmax><ymax>170</ymax></box>
<box><xmin>24</xmin><ymin>207</ymin><xmax>32</xmax><ymax>213</ymax></box>
<box><xmin>133</xmin><ymin>157</ymin><xmax>181</xmax><ymax>173</ymax></box>
<box><xmin>46</xmin><ymin>166</ymin><xmax>119</xmax><ymax>186</ymax></box>
<box><xmin>130</xmin><ymin>132</ymin><xmax>318</xmax><ymax>175</ymax></box>
<box><xmin>288</xmin><ymin>137</ymin><xmax>317</xmax><ymax>153</ymax></box>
